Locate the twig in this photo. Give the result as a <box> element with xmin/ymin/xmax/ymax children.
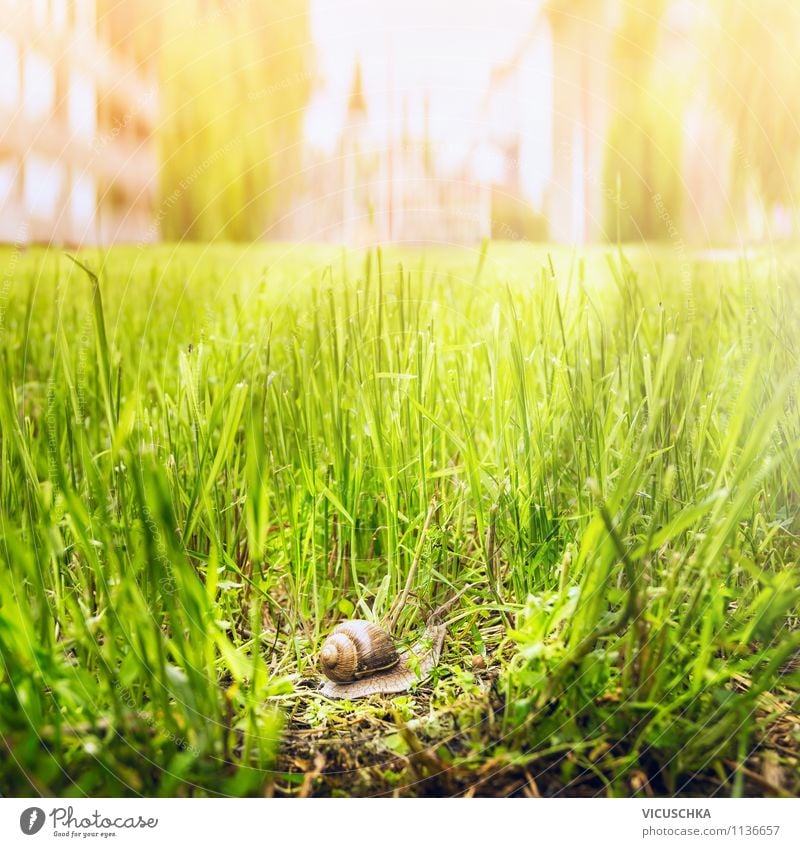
<box><xmin>428</xmin><ymin>583</ymin><xmax>472</xmax><ymax>624</ymax></box>
<box><xmin>485</xmin><ymin>504</ymin><xmax>513</xmax><ymax>627</ymax></box>
<box><xmin>299</xmin><ymin>753</ymin><xmax>326</xmax><ymax>798</ymax></box>
<box><xmin>722</xmin><ymin>760</ymin><xmax>795</xmax><ymax>798</ymax></box>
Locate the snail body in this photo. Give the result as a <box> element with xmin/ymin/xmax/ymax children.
<box><xmin>319</xmin><ymin>620</ymin><xmax>400</xmax><ymax>683</ymax></box>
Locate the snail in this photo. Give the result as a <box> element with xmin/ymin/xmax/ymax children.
<box><xmin>318</xmin><ymin>619</ymin><xmax>446</xmax><ymax>699</ymax></box>
<box><xmin>319</xmin><ymin>620</ymin><xmax>400</xmax><ymax>683</ymax></box>
<box><xmin>317</xmin><ymin>586</ymin><xmax>469</xmax><ymax>700</ymax></box>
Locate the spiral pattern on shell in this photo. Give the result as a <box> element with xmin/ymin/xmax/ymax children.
<box><xmin>318</xmin><ymin>620</ymin><xmax>400</xmax><ymax>683</ymax></box>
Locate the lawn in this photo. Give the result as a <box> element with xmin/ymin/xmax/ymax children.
<box><xmin>0</xmin><ymin>242</ymin><xmax>797</xmax><ymax>797</ymax></box>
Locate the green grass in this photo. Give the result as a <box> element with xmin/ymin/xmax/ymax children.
<box><xmin>0</xmin><ymin>242</ymin><xmax>798</xmax><ymax>797</ymax></box>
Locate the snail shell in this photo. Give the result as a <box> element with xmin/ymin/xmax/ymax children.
<box><xmin>319</xmin><ymin>620</ymin><xmax>400</xmax><ymax>683</ymax></box>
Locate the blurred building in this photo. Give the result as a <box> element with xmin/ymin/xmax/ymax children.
<box><xmin>278</xmin><ymin>64</ymin><xmax>490</xmax><ymax>245</ymax></box>
<box><xmin>543</xmin><ymin>0</ymin><xmax>621</xmax><ymax>243</ymax></box>
<box><xmin>477</xmin><ymin>0</ymin><xmax>622</xmax><ymax>243</ymax></box>
<box><xmin>478</xmin><ymin>0</ymin><xmax>787</xmax><ymax>245</ymax></box>
<box><xmin>0</xmin><ymin>0</ymin><xmax>158</xmax><ymax>245</ymax></box>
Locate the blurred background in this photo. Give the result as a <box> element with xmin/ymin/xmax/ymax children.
<box><xmin>1</xmin><ymin>0</ymin><xmax>798</xmax><ymax>247</ymax></box>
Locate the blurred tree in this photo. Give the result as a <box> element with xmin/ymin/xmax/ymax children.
<box><xmin>346</xmin><ymin>60</ymin><xmax>367</xmax><ymax>116</ymax></box>
<box><xmin>601</xmin><ymin>1</ymin><xmax>684</xmax><ymax>241</ymax></box>
<box><xmin>490</xmin><ymin>190</ymin><xmax>549</xmax><ymax>242</ymax></box>
<box><xmin>710</xmin><ymin>0</ymin><xmax>800</xmax><ymax>210</ymax></box>
<box><xmin>150</xmin><ymin>0</ymin><xmax>312</xmax><ymax>240</ymax></box>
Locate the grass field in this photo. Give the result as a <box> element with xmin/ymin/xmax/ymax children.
<box><xmin>0</xmin><ymin>242</ymin><xmax>798</xmax><ymax>797</ymax></box>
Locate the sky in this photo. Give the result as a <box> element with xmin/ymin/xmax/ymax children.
<box><xmin>304</xmin><ymin>0</ymin><xmax>548</xmax><ymax>183</ymax></box>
